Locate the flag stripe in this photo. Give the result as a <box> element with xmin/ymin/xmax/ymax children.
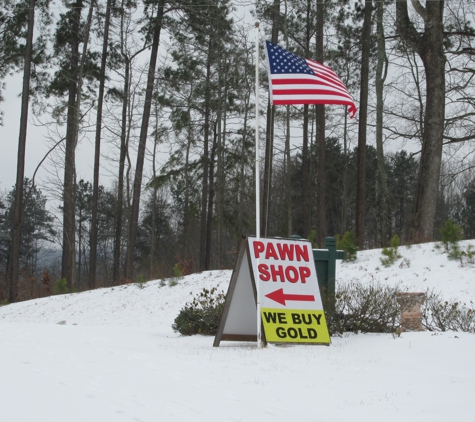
<box><xmin>271</xmin><ymin>80</ymin><xmax>353</xmax><ymax>95</ymax></box>
<box><xmin>272</xmin><ymin>89</ymin><xmax>354</xmax><ymax>101</ymax></box>
<box><xmin>271</xmin><ymin>82</ymin><xmax>352</xmax><ymax>99</ymax></box>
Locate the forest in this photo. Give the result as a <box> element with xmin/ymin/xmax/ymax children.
<box><xmin>1</xmin><ymin>0</ymin><xmax>474</xmax><ymax>302</ymax></box>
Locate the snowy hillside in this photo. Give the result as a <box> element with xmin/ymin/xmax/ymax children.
<box><xmin>1</xmin><ymin>242</ymin><xmax>474</xmax><ymax>422</ymax></box>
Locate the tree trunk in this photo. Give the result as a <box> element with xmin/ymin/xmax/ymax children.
<box><xmin>396</xmin><ymin>0</ymin><xmax>446</xmax><ymax>243</ymax></box>
<box><xmin>182</xmin><ymin>105</ymin><xmax>192</xmax><ymax>260</ymax></box>
<box><xmin>112</xmin><ymin>56</ymin><xmax>130</xmax><ymax>285</ymax></box>
<box><xmin>375</xmin><ymin>0</ymin><xmax>390</xmax><ymax>247</ymax></box>
<box><xmin>90</xmin><ymin>0</ymin><xmax>112</xmax><ymax>289</ymax></box>
<box><xmin>238</xmin><ymin>90</ymin><xmax>250</xmax><ymax>238</ymax></box>
<box><xmin>199</xmin><ymin>40</ymin><xmax>212</xmax><ymax>271</ymax></box>
<box><xmin>124</xmin><ymin>0</ymin><xmax>165</xmax><ymax>279</ymax></box>
<box><xmin>150</xmin><ymin>100</ymin><xmax>160</xmax><ymax>279</ymax></box>
<box><xmin>285</xmin><ymin>105</ymin><xmax>292</xmax><ymax>236</ymax></box>
<box><xmin>355</xmin><ymin>0</ymin><xmax>372</xmax><ymax>249</ymax></box>
<box><xmin>205</xmin><ymin>123</ymin><xmax>218</xmax><ymax>270</ymax></box>
<box><xmin>9</xmin><ymin>0</ymin><xmax>36</xmax><ymax>303</ymax></box>
<box><xmin>216</xmin><ymin>59</ymin><xmax>226</xmax><ymax>268</ymax></box>
<box><xmin>301</xmin><ymin>0</ymin><xmax>312</xmax><ymax>239</ymax></box>
<box><xmin>315</xmin><ymin>0</ymin><xmax>325</xmax><ymax>248</ymax></box>
<box><xmin>341</xmin><ymin>112</ymin><xmax>348</xmax><ymax>233</ymax></box>
<box><xmin>61</xmin><ymin>0</ymin><xmax>83</xmax><ymax>291</ymax></box>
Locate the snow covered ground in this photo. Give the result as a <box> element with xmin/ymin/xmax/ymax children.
<box><xmin>1</xmin><ymin>242</ymin><xmax>474</xmax><ymax>422</ymax></box>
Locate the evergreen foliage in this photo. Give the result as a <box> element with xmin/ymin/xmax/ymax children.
<box><xmin>336</xmin><ymin>231</ymin><xmax>359</xmax><ymax>261</ymax></box>
<box><xmin>0</xmin><ymin>179</ymin><xmax>55</xmax><ymax>273</ymax></box>
<box><xmin>53</xmin><ymin>278</ymin><xmax>68</xmax><ymax>295</ymax></box>
<box><xmin>172</xmin><ymin>287</ymin><xmax>225</xmax><ymax>336</ymax></box>
<box><xmin>380</xmin><ymin>235</ymin><xmax>402</xmax><ymax>267</ymax></box>
<box><xmin>136</xmin><ymin>273</ymin><xmax>146</xmax><ymax>289</ymax></box>
<box><xmin>438</xmin><ymin>220</ymin><xmax>464</xmax><ymax>260</ymax></box>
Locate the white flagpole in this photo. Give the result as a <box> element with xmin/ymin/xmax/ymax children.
<box><xmin>255</xmin><ymin>22</ymin><xmax>262</xmax><ymax>349</ymax></box>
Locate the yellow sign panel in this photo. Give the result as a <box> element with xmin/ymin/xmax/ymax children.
<box><xmin>261</xmin><ymin>308</ymin><xmax>330</xmax><ymax>344</ymax></box>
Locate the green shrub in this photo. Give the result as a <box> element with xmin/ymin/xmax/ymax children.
<box><xmin>380</xmin><ymin>234</ymin><xmax>402</xmax><ymax>267</ymax></box>
<box><xmin>439</xmin><ymin>219</ymin><xmax>464</xmax><ymax>260</ymax></box>
<box><xmin>307</xmin><ymin>230</ymin><xmax>319</xmax><ymax>248</ymax></box>
<box><xmin>465</xmin><ymin>244</ymin><xmax>475</xmax><ymax>264</ymax></box>
<box><xmin>336</xmin><ymin>231</ymin><xmax>359</xmax><ymax>261</ymax></box>
<box><xmin>136</xmin><ymin>273</ymin><xmax>146</xmax><ymax>289</ymax></box>
<box><xmin>172</xmin><ymin>263</ymin><xmax>184</xmax><ymax>278</ymax></box>
<box><xmin>172</xmin><ymin>287</ymin><xmax>226</xmax><ymax>336</ymax></box>
<box><xmin>0</xmin><ymin>299</ymin><xmax>8</xmax><ymax>307</ymax></box>
<box><xmin>53</xmin><ymin>278</ymin><xmax>68</xmax><ymax>295</ymax></box>
<box><xmin>167</xmin><ymin>263</ymin><xmax>184</xmax><ymax>287</ymax></box>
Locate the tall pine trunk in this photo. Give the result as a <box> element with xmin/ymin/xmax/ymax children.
<box><xmin>355</xmin><ymin>0</ymin><xmax>372</xmax><ymax>249</ymax></box>
<box><xmin>182</xmin><ymin>106</ymin><xmax>192</xmax><ymax>260</ymax></box>
<box><xmin>375</xmin><ymin>0</ymin><xmax>390</xmax><ymax>246</ymax></box>
<box><xmin>199</xmin><ymin>39</ymin><xmax>212</xmax><ymax>271</ymax></box>
<box><xmin>112</xmin><ymin>56</ymin><xmax>130</xmax><ymax>284</ymax></box>
<box><xmin>9</xmin><ymin>0</ymin><xmax>36</xmax><ymax>303</ymax></box>
<box><xmin>90</xmin><ymin>0</ymin><xmax>112</xmax><ymax>288</ymax></box>
<box><xmin>124</xmin><ymin>0</ymin><xmax>165</xmax><ymax>279</ymax></box>
<box><xmin>301</xmin><ymin>0</ymin><xmax>312</xmax><ymax>239</ymax></box>
<box><xmin>61</xmin><ymin>0</ymin><xmax>83</xmax><ymax>290</ymax></box>
<box><xmin>315</xmin><ymin>0</ymin><xmax>325</xmax><ymax>248</ymax></box>
<box><xmin>205</xmin><ymin>123</ymin><xmax>218</xmax><ymax>270</ymax></box>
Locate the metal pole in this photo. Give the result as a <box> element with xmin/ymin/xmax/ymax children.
<box><xmin>255</xmin><ymin>22</ymin><xmax>262</xmax><ymax>348</ymax></box>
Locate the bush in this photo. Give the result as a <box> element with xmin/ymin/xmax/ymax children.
<box><xmin>0</xmin><ymin>299</ymin><xmax>8</xmax><ymax>307</ymax></box>
<box><xmin>336</xmin><ymin>231</ymin><xmax>359</xmax><ymax>261</ymax></box>
<box><xmin>326</xmin><ymin>280</ymin><xmax>404</xmax><ymax>335</ymax></box>
<box><xmin>326</xmin><ymin>281</ymin><xmax>475</xmax><ymax>336</ymax></box>
<box><xmin>380</xmin><ymin>234</ymin><xmax>402</xmax><ymax>267</ymax></box>
<box><xmin>53</xmin><ymin>278</ymin><xmax>68</xmax><ymax>295</ymax></box>
<box><xmin>172</xmin><ymin>287</ymin><xmax>226</xmax><ymax>336</ymax></box>
<box><xmin>422</xmin><ymin>290</ymin><xmax>475</xmax><ymax>332</ymax></box>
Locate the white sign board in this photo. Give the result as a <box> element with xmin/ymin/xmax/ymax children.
<box><xmin>249</xmin><ymin>237</ymin><xmax>330</xmax><ymax>344</ymax></box>
<box><xmin>214</xmin><ymin>236</ymin><xmax>330</xmax><ymax>346</ymax></box>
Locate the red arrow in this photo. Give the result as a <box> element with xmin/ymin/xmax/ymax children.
<box><xmin>265</xmin><ymin>288</ymin><xmax>315</xmax><ymax>306</ymax></box>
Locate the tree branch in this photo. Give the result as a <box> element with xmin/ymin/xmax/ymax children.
<box><xmin>410</xmin><ymin>0</ymin><xmax>427</xmax><ymax>22</ymax></box>
<box><xmin>443</xmin><ymin>134</ymin><xmax>475</xmax><ymax>144</ymax></box>
<box><xmin>395</xmin><ymin>0</ymin><xmax>423</xmax><ymax>55</ymax></box>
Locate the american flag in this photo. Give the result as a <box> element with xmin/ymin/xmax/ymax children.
<box><xmin>265</xmin><ymin>41</ymin><xmax>357</xmax><ymax>118</ymax></box>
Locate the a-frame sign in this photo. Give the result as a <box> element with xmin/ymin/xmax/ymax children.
<box><xmin>214</xmin><ymin>236</ymin><xmax>330</xmax><ymax>347</ymax></box>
